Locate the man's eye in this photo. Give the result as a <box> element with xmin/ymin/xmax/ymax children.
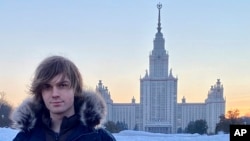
<box><xmin>42</xmin><ymin>84</ymin><xmax>51</xmax><ymax>90</ymax></box>
<box><xmin>59</xmin><ymin>83</ymin><xmax>69</xmax><ymax>88</ymax></box>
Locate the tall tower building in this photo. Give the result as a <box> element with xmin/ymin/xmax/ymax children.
<box><xmin>97</xmin><ymin>3</ymin><xmax>225</xmax><ymax>134</ymax></box>
<box><xmin>96</xmin><ymin>80</ymin><xmax>113</xmax><ymax>121</ymax></box>
<box><xmin>139</xmin><ymin>3</ymin><xmax>178</xmax><ymax>133</ymax></box>
<box><xmin>205</xmin><ymin>79</ymin><xmax>225</xmax><ymax>133</ymax></box>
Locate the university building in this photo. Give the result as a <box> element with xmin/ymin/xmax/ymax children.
<box><xmin>95</xmin><ymin>4</ymin><xmax>225</xmax><ymax>134</ymax></box>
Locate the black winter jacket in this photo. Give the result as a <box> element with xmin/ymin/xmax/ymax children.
<box><xmin>11</xmin><ymin>91</ymin><xmax>116</xmax><ymax>141</ymax></box>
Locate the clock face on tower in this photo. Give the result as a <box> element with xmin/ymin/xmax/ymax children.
<box><xmin>157</xmin><ymin>55</ymin><xmax>161</xmax><ymax>59</ymax></box>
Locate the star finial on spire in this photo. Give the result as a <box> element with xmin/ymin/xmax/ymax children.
<box><xmin>157</xmin><ymin>3</ymin><xmax>162</xmax><ymax>32</ymax></box>
<box><xmin>157</xmin><ymin>3</ymin><xmax>162</xmax><ymax>9</ymax></box>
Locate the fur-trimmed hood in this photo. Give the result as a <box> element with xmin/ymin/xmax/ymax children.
<box><xmin>11</xmin><ymin>90</ymin><xmax>107</xmax><ymax>132</ymax></box>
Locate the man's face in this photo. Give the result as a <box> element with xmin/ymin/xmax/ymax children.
<box><xmin>41</xmin><ymin>73</ymin><xmax>75</xmax><ymax>117</ymax></box>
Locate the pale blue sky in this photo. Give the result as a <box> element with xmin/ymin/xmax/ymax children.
<box><xmin>0</xmin><ymin>0</ymin><xmax>249</xmax><ymax>115</ymax></box>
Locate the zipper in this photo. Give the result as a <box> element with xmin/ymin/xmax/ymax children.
<box><xmin>54</xmin><ymin>133</ymin><xmax>59</xmax><ymax>141</ymax></box>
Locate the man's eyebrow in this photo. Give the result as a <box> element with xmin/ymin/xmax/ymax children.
<box><xmin>58</xmin><ymin>80</ymin><xmax>70</xmax><ymax>83</ymax></box>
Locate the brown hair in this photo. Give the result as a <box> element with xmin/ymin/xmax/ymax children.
<box><xmin>30</xmin><ymin>56</ymin><xmax>83</xmax><ymax>102</ymax></box>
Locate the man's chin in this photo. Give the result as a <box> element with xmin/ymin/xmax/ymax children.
<box><xmin>50</xmin><ymin>108</ymin><xmax>65</xmax><ymax>115</ymax></box>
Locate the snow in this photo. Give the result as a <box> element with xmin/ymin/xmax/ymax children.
<box><xmin>113</xmin><ymin>130</ymin><xmax>229</xmax><ymax>141</ymax></box>
<box><xmin>0</xmin><ymin>128</ymin><xmax>229</xmax><ymax>141</ymax></box>
<box><xmin>0</xmin><ymin>128</ymin><xmax>19</xmax><ymax>141</ymax></box>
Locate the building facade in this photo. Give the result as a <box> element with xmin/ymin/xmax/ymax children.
<box><xmin>177</xmin><ymin>79</ymin><xmax>225</xmax><ymax>133</ymax></box>
<box><xmin>139</xmin><ymin>3</ymin><xmax>177</xmax><ymax>134</ymax></box>
<box><xmin>96</xmin><ymin>80</ymin><xmax>140</xmax><ymax>130</ymax></box>
<box><xmin>95</xmin><ymin>4</ymin><xmax>225</xmax><ymax>134</ymax></box>
<box><xmin>205</xmin><ymin>79</ymin><xmax>226</xmax><ymax>133</ymax></box>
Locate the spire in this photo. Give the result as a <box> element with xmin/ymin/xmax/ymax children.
<box><xmin>132</xmin><ymin>96</ymin><xmax>136</xmax><ymax>104</ymax></box>
<box><xmin>169</xmin><ymin>68</ymin><xmax>174</xmax><ymax>78</ymax></box>
<box><xmin>182</xmin><ymin>96</ymin><xmax>186</xmax><ymax>103</ymax></box>
<box><xmin>145</xmin><ymin>70</ymin><xmax>148</xmax><ymax>77</ymax></box>
<box><xmin>157</xmin><ymin>3</ymin><xmax>162</xmax><ymax>33</ymax></box>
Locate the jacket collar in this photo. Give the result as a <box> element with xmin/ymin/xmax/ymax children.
<box><xmin>11</xmin><ymin>90</ymin><xmax>107</xmax><ymax>132</ymax></box>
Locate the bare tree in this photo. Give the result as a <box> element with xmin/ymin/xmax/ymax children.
<box><xmin>0</xmin><ymin>91</ymin><xmax>13</xmax><ymax>127</ymax></box>
<box><xmin>0</xmin><ymin>91</ymin><xmax>5</xmax><ymax>109</ymax></box>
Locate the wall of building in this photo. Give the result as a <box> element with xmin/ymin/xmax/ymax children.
<box><xmin>95</xmin><ymin>5</ymin><xmax>225</xmax><ymax>134</ymax></box>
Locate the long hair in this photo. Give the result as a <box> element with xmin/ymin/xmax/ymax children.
<box><xmin>30</xmin><ymin>56</ymin><xmax>83</xmax><ymax>102</ymax></box>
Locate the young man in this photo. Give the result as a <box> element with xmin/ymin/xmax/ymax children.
<box><xmin>11</xmin><ymin>56</ymin><xmax>116</xmax><ymax>141</ymax></box>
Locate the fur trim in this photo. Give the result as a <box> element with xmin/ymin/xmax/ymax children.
<box><xmin>11</xmin><ymin>97</ymin><xmax>42</xmax><ymax>131</ymax></box>
<box><xmin>79</xmin><ymin>90</ymin><xmax>107</xmax><ymax>128</ymax></box>
<box><xmin>11</xmin><ymin>90</ymin><xmax>107</xmax><ymax>131</ymax></box>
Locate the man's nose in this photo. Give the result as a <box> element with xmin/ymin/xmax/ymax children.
<box><xmin>51</xmin><ymin>87</ymin><xmax>60</xmax><ymax>97</ymax></box>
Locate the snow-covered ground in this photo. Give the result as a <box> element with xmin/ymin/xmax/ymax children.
<box><xmin>113</xmin><ymin>130</ymin><xmax>229</xmax><ymax>141</ymax></box>
<box><xmin>0</xmin><ymin>128</ymin><xmax>229</xmax><ymax>141</ymax></box>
